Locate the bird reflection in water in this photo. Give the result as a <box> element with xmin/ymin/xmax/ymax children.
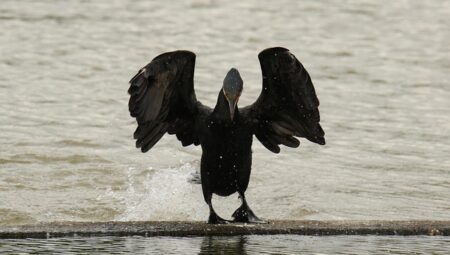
<box><xmin>198</xmin><ymin>236</ymin><xmax>247</xmax><ymax>255</ymax></box>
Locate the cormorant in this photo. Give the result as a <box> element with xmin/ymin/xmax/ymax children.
<box><xmin>128</xmin><ymin>47</ymin><xmax>325</xmax><ymax>224</ymax></box>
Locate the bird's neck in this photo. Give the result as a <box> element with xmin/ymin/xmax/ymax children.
<box><xmin>213</xmin><ymin>90</ymin><xmax>239</xmax><ymax>123</ymax></box>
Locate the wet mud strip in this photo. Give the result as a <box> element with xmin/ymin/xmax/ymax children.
<box><xmin>1</xmin><ymin>220</ymin><xmax>449</xmax><ymax>239</ymax></box>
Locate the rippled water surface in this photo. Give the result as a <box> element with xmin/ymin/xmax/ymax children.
<box><xmin>1</xmin><ymin>0</ymin><xmax>449</xmax><ymax>227</ymax></box>
<box><xmin>1</xmin><ymin>235</ymin><xmax>450</xmax><ymax>254</ymax></box>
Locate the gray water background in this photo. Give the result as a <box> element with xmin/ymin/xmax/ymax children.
<box><xmin>1</xmin><ymin>0</ymin><xmax>449</xmax><ymax>226</ymax></box>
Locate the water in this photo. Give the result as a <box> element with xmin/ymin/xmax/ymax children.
<box><xmin>0</xmin><ymin>235</ymin><xmax>449</xmax><ymax>254</ymax></box>
<box><xmin>0</xmin><ymin>0</ymin><xmax>449</xmax><ymax>252</ymax></box>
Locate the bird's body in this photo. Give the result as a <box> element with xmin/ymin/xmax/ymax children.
<box><xmin>201</xmin><ymin>92</ymin><xmax>253</xmax><ymax>197</ymax></box>
<box><xmin>128</xmin><ymin>47</ymin><xmax>325</xmax><ymax>223</ymax></box>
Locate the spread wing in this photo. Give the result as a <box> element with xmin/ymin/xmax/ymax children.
<box><xmin>241</xmin><ymin>47</ymin><xmax>325</xmax><ymax>153</ymax></box>
<box><xmin>128</xmin><ymin>50</ymin><xmax>211</xmax><ymax>152</ymax></box>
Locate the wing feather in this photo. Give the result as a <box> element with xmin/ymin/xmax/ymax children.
<box><xmin>128</xmin><ymin>51</ymin><xmax>211</xmax><ymax>152</ymax></box>
<box><xmin>242</xmin><ymin>47</ymin><xmax>325</xmax><ymax>153</ymax></box>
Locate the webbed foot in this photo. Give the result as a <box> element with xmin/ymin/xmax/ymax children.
<box><xmin>232</xmin><ymin>204</ymin><xmax>267</xmax><ymax>224</ymax></box>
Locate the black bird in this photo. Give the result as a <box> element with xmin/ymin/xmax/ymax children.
<box><xmin>128</xmin><ymin>47</ymin><xmax>325</xmax><ymax>224</ymax></box>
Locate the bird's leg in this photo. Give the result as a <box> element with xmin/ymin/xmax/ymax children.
<box><xmin>232</xmin><ymin>192</ymin><xmax>267</xmax><ymax>224</ymax></box>
<box><xmin>206</xmin><ymin>194</ymin><xmax>229</xmax><ymax>224</ymax></box>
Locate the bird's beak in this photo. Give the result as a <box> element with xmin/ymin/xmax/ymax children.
<box><xmin>228</xmin><ymin>97</ymin><xmax>237</xmax><ymax>121</ymax></box>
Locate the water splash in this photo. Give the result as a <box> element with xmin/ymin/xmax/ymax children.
<box><xmin>101</xmin><ymin>163</ymin><xmax>207</xmax><ymax>221</ymax></box>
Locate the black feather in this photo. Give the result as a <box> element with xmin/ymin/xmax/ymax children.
<box><xmin>241</xmin><ymin>47</ymin><xmax>325</xmax><ymax>152</ymax></box>
<box><xmin>127</xmin><ymin>50</ymin><xmax>211</xmax><ymax>153</ymax></box>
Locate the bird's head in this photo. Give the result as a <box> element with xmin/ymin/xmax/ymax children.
<box><xmin>222</xmin><ymin>68</ymin><xmax>243</xmax><ymax>121</ymax></box>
